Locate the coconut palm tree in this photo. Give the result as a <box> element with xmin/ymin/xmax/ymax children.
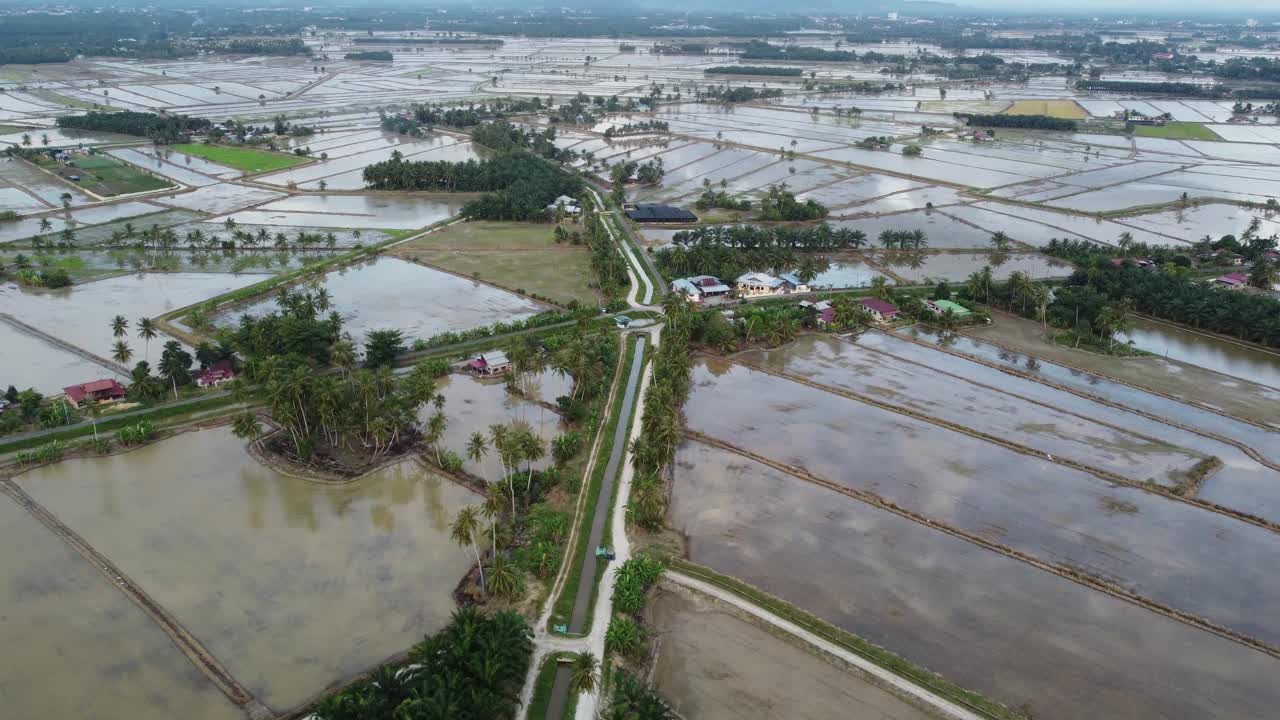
<box><xmin>110</xmin><ymin>315</ymin><xmax>128</xmax><ymax>338</ymax></box>
<box><xmin>569</xmin><ymin>651</ymin><xmax>599</xmax><ymax>695</ymax></box>
<box><xmin>467</xmin><ymin>432</ymin><xmax>489</xmax><ymax>481</ymax></box>
<box><xmin>450</xmin><ymin>505</ymin><xmax>485</xmax><ymax>592</ymax></box>
<box><xmin>38</xmin><ymin>218</ymin><xmax>52</xmax><ymax>233</ymax></box>
<box><xmin>486</xmin><ymin>553</ymin><xmax>518</xmax><ymax>597</ymax></box>
<box><xmin>231</xmin><ymin>411</ymin><xmax>262</xmax><ymax>448</ymax></box>
<box><xmin>111</xmin><ymin>340</ymin><xmax>134</xmax><ymax>366</ymax></box>
<box><xmin>136</xmin><ymin>317</ymin><xmax>157</xmax><ymax>362</ymax></box>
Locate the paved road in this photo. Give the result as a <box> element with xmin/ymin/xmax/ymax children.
<box><xmin>543</xmin><ymin>333</ymin><xmax>647</xmax><ymax>720</ymax></box>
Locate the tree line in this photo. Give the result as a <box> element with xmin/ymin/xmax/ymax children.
<box><xmin>959</xmin><ymin>113</ymin><xmax>1077</xmax><ymax>131</ymax></box>
<box><xmin>758</xmin><ymin>184</ymin><xmax>828</xmax><ymax>221</ymax></box>
<box><xmin>362</xmin><ymin>149</ymin><xmax>582</xmax><ymax>221</ymax></box>
<box><xmin>704</xmin><ymin>66</ymin><xmax>803</xmax><ymax>77</ymax></box>
<box><xmin>56</xmin><ymin>111</ymin><xmax>213</xmax><ymax>143</ymax></box>
<box><xmin>668</xmin><ymin>222</ymin><xmax>872</xmax><ymax>251</ymax></box>
<box><xmin>739</xmin><ymin>41</ymin><xmax>855</xmax><ymax>62</ymax></box>
<box><xmin>344</xmin><ymin>50</ymin><xmax>393</xmax><ymax>61</ymax></box>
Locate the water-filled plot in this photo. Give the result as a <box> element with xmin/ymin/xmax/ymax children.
<box><xmin>14</xmin><ymin>427</ymin><xmax>481</xmax><ymax>712</ymax></box>
<box><xmin>215</xmin><ymin>256</ymin><xmax>549</xmax><ymax>342</ymax></box>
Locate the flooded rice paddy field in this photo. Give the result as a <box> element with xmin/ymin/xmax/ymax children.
<box><xmin>1121</xmin><ymin>317</ymin><xmax>1280</xmax><ymax>390</ymax></box>
<box><xmin>733</xmin><ymin>335</ymin><xmax>1204</xmax><ymax>485</ymax></box>
<box><xmin>648</xmin><ymin>587</ymin><xmax>935</xmax><ymax>720</ymax></box>
<box><xmin>869</xmin><ymin>250</ymin><xmax>1073</xmax><ymax>283</ymax></box>
<box><xmin>0</xmin><ymin>319</ymin><xmax>127</xmax><ymax>394</ymax></box>
<box><xmin>901</xmin><ymin>327</ymin><xmax>1280</xmax><ymax>517</ymax></box>
<box><xmin>670</xmin><ymin>440</ymin><xmax>1280</xmax><ymax>720</ymax></box>
<box><xmin>224</xmin><ymin>193</ymin><xmax>470</xmax><ymax>231</ymax></box>
<box><xmin>13</xmin><ymin>426</ymin><xmax>480</xmax><ymax>712</ymax></box>
<box><xmin>429</xmin><ymin>371</ymin><xmax>568</xmax><ymax>478</ymax></box>
<box><xmin>0</xmin><ymin>492</ymin><xmax>243</xmax><ymax>720</ymax></box>
<box><xmin>215</xmin><ymin>256</ymin><xmax>549</xmax><ymax>342</ymax></box>
<box><xmin>0</xmin><ymin>271</ymin><xmax>261</xmax><ymax>358</ymax></box>
<box><xmin>687</xmin><ymin>350</ymin><xmax>1280</xmax><ymax>647</ymax></box>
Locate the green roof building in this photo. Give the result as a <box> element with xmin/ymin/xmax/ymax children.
<box><xmin>930</xmin><ymin>299</ymin><xmax>972</xmax><ymax>316</ymax></box>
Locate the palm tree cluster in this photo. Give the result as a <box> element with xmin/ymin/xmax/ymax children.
<box><xmin>626</xmin><ymin>302</ymin><xmax>693</xmax><ymax>530</ymax></box>
<box><xmin>603</xmin><ymin>670</ymin><xmax>677</xmax><ymax>720</ymax></box>
<box><xmin>231</xmin><ymin>287</ymin><xmax>344</xmax><ymax>368</ymax></box>
<box><xmin>757</xmin><ymin>184</ymin><xmax>828</xmax><ymax>221</ymax></box>
<box><xmin>310</xmin><ymin>607</ymin><xmax>533</xmax><ymax>720</ymax></box>
<box><xmin>254</xmin><ymin>356</ymin><xmax>442</xmax><ymax>462</ymax></box>
<box><xmin>671</xmin><ymin>222</ymin><xmax>871</xmax><ymax>252</ymax></box>
<box><xmin>583</xmin><ymin>201</ymin><xmax>630</xmax><ymax>295</ymax></box>
<box><xmin>1082</xmin><ymin>263</ymin><xmax>1280</xmax><ymax>347</ymax></box>
<box><xmin>877</xmin><ymin>228</ymin><xmax>929</xmax><ymax>251</ymax></box>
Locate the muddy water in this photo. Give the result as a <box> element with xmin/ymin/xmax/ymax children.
<box><xmin>900</xmin><ymin>327</ymin><xmax>1280</xmax><ymax>517</ymax></box>
<box><xmin>649</xmin><ymin>587</ymin><xmax>935</xmax><ymax>720</ymax></box>
<box><xmin>429</xmin><ymin>371</ymin><xmax>564</xmax><ymax>478</ymax></box>
<box><xmin>14</xmin><ymin>427</ymin><xmax>479</xmax><ymax>712</ymax></box>
<box><xmin>0</xmin><ymin>272</ymin><xmax>261</xmax><ymax>359</ymax></box>
<box><xmin>0</xmin><ymin>493</ymin><xmax>242</xmax><ymax>720</ymax></box>
<box><xmin>687</xmin><ymin>355</ymin><xmax>1280</xmax><ymax>648</ymax></box>
<box><xmin>670</xmin><ymin>441</ymin><xmax>1280</xmax><ymax>720</ymax></box>
<box><xmin>217</xmin><ymin>256</ymin><xmax>549</xmax><ymax>342</ymax></box>
<box><xmin>1121</xmin><ymin>316</ymin><xmax>1280</xmax><ymax>389</ymax></box>
<box><xmin>0</xmin><ymin>320</ymin><xmax>128</xmax><ymax>394</ymax></box>
<box><xmin>735</xmin><ymin>334</ymin><xmax>1204</xmax><ymax>485</ymax></box>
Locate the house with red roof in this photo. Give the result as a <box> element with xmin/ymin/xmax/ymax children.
<box><xmin>857</xmin><ymin>297</ymin><xmax>901</xmax><ymax>323</ymax></box>
<box><xmin>63</xmin><ymin>379</ymin><xmax>127</xmax><ymax>406</ymax></box>
<box><xmin>1213</xmin><ymin>272</ymin><xmax>1249</xmax><ymax>289</ymax></box>
<box><xmin>194</xmin><ymin>360</ymin><xmax>237</xmax><ymax>388</ymax></box>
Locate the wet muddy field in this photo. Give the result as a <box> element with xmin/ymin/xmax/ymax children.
<box><xmin>13</xmin><ymin>427</ymin><xmax>479</xmax><ymax>712</ymax></box>
<box><xmin>670</xmin><ymin>441</ymin><xmax>1280</xmax><ymax>720</ymax></box>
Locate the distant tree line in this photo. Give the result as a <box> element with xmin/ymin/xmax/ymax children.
<box><xmin>343</xmin><ymin>50</ymin><xmax>393</xmax><ymax>61</ymax></box>
<box><xmin>959</xmin><ymin>113</ymin><xmax>1077</xmax><ymax>131</ymax></box>
<box><xmin>698</xmin><ymin>85</ymin><xmax>785</xmax><ymax>104</ymax></box>
<box><xmin>603</xmin><ymin>120</ymin><xmax>669</xmax><ymax>139</ymax></box>
<box><xmin>668</xmin><ymin>223</ymin><xmax>871</xmax><ymax>251</ymax></box>
<box><xmin>704</xmin><ymin>66</ymin><xmax>803</xmax><ymax>77</ymax></box>
<box><xmin>208</xmin><ymin>38</ymin><xmax>311</xmax><ymax>56</ymax></box>
<box><xmin>1074</xmin><ymin>80</ymin><xmax>1228</xmax><ymax>97</ymax></box>
<box><xmin>56</xmin><ymin>111</ymin><xmax>213</xmax><ymax>143</ymax></box>
<box><xmin>351</xmin><ymin>37</ymin><xmax>504</xmax><ymax>46</ymax></box>
<box><xmin>740</xmin><ymin>41</ymin><xmax>855</xmax><ymax>62</ymax></box>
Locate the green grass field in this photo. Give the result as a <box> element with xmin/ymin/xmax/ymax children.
<box><xmin>394</xmin><ymin>221</ymin><xmax>600</xmax><ymax>306</ymax></box>
<box><xmin>170</xmin><ymin>143</ymin><xmax>309</xmax><ymax>174</ymax></box>
<box><xmin>1132</xmin><ymin>122</ymin><xmax>1221</xmax><ymax>141</ymax></box>
<box><xmin>64</xmin><ymin>155</ymin><xmax>172</xmax><ymax>196</ymax></box>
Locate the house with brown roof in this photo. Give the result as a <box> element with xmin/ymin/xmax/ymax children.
<box><xmin>857</xmin><ymin>297</ymin><xmax>901</xmax><ymax>322</ymax></box>
<box><xmin>63</xmin><ymin>379</ymin><xmax>127</xmax><ymax>406</ymax></box>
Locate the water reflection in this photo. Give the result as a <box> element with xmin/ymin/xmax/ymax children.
<box><xmin>15</xmin><ymin>427</ymin><xmax>479</xmax><ymax>711</ymax></box>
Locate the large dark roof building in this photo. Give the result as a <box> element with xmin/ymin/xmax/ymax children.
<box><xmin>625</xmin><ymin>203</ymin><xmax>697</xmax><ymax>223</ymax></box>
